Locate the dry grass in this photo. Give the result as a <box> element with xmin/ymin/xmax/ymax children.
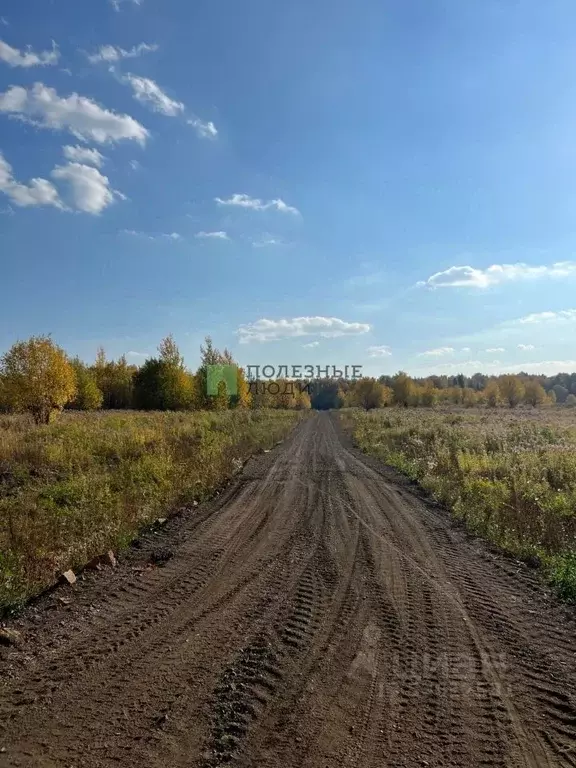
<box><xmin>0</xmin><ymin>409</ymin><xmax>302</xmax><ymax>612</ymax></box>
<box><xmin>341</xmin><ymin>406</ymin><xmax>576</xmax><ymax>601</ymax></box>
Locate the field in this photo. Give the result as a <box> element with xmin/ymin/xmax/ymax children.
<box><xmin>0</xmin><ymin>408</ymin><xmax>302</xmax><ymax>611</ymax></box>
<box><xmin>341</xmin><ymin>406</ymin><xmax>576</xmax><ymax>600</ymax></box>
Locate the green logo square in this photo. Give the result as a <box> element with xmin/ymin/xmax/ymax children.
<box><xmin>206</xmin><ymin>364</ymin><xmax>238</xmax><ymax>396</ymax></box>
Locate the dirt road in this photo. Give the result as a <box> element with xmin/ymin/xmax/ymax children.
<box><xmin>1</xmin><ymin>413</ymin><xmax>575</xmax><ymax>767</ymax></box>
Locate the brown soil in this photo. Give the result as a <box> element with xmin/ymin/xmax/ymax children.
<box><xmin>1</xmin><ymin>412</ymin><xmax>575</xmax><ymax>767</ymax></box>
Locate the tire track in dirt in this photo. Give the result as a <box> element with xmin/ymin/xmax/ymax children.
<box><xmin>1</xmin><ymin>412</ymin><xmax>575</xmax><ymax>768</ymax></box>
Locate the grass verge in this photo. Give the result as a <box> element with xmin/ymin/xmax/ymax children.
<box><xmin>340</xmin><ymin>407</ymin><xmax>576</xmax><ymax>602</ymax></box>
<box><xmin>0</xmin><ymin>409</ymin><xmax>302</xmax><ymax>612</ymax></box>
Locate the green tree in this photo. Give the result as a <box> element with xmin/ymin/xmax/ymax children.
<box><xmin>195</xmin><ymin>336</ymin><xmax>238</xmax><ymax>410</ymax></box>
<box><xmin>212</xmin><ymin>380</ymin><xmax>230</xmax><ymax>411</ymax></box>
<box><xmin>552</xmin><ymin>384</ymin><xmax>569</xmax><ymax>404</ymax></box>
<box><xmin>158</xmin><ymin>333</ymin><xmax>184</xmax><ymax>368</ymax></box>
<box><xmin>68</xmin><ymin>358</ymin><xmax>103</xmax><ymax>410</ymax></box>
<box><xmin>133</xmin><ymin>358</ymin><xmax>165</xmax><ymax>410</ymax></box>
<box><xmin>91</xmin><ymin>350</ymin><xmax>135</xmax><ymax>409</ymax></box>
<box><xmin>132</xmin><ymin>336</ymin><xmax>195</xmax><ymax>411</ymax></box>
<box><xmin>0</xmin><ymin>335</ymin><xmax>76</xmax><ymax>424</ymax></box>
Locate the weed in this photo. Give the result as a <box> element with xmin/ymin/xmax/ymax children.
<box><xmin>342</xmin><ymin>407</ymin><xmax>576</xmax><ymax>601</ymax></box>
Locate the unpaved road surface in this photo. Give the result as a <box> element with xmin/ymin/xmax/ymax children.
<box><xmin>1</xmin><ymin>413</ymin><xmax>575</xmax><ymax>767</ymax></box>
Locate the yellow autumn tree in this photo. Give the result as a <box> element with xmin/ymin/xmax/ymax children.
<box><xmin>352</xmin><ymin>378</ymin><xmax>387</xmax><ymax>410</ymax></box>
<box><xmin>484</xmin><ymin>380</ymin><xmax>500</xmax><ymax>407</ymax></box>
<box><xmin>68</xmin><ymin>358</ymin><xmax>103</xmax><ymax>410</ymax></box>
<box><xmin>392</xmin><ymin>372</ymin><xmax>415</xmax><ymax>407</ymax></box>
<box><xmin>524</xmin><ymin>379</ymin><xmax>546</xmax><ymax>407</ymax></box>
<box><xmin>420</xmin><ymin>380</ymin><xmax>438</xmax><ymax>407</ymax></box>
<box><xmin>296</xmin><ymin>388</ymin><xmax>312</xmax><ymax>409</ymax></box>
<box><xmin>0</xmin><ymin>335</ymin><xmax>76</xmax><ymax>424</ymax></box>
<box><xmin>212</xmin><ymin>380</ymin><xmax>229</xmax><ymax>411</ymax></box>
<box><xmin>498</xmin><ymin>375</ymin><xmax>525</xmax><ymax>408</ymax></box>
<box><xmin>234</xmin><ymin>367</ymin><xmax>252</xmax><ymax>408</ymax></box>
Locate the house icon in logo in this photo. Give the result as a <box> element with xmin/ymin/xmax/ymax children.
<box><xmin>206</xmin><ymin>364</ymin><xmax>238</xmax><ymax>396</ymax></box>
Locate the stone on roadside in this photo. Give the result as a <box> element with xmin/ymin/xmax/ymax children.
<box><xmin>61</xmin><ymin>570</ymin><xmax>76</xmax><ymax>585</ymax></box>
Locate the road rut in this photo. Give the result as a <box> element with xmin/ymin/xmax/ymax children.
<box><xmin>1</xmin><ymin>412</ymin><xmax>575</xmax><ymax>767</ymax></box>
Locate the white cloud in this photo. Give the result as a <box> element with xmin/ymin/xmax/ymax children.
<box><xmin>0</xmin><ymin>39</ymin><xmax>59</xmax><ymax>68</ymax></box>
<box><xmin>367</xmin><ymin>345</ymin><xmax>392</xmax><ymax>358</ymax></box>
<box><xmin>0</xmin><ymin>151</ymin><xmax>62</xmax><ymax>209</ymax></box>
<box><xmin>122</xmin><ymin>229</ymin><xmax>181</xmax><ymax>241</ymax></box>
<box><xmin>126</xmin><ymin>350</ymin><xmax>149</xmax><ymax>358</ymax></box>
<box><xmin>122</xmin><ymin>74</ymin><xmax>184</xmax><ymax>116</ymax></box>
<box><xmin>518</xmin><ymin>344</ymin><xmax>535</xmax><ymax>351</ymax></box>
<box><xmin>500</xmin><ymin>360</ymin><xmax>576</xmax><ymax>375</ymax></box>
<box><xmin>485</xmin><ymin>347</ymin><xmax>505</xmax><ymax>353</ymax></box>
<box><xmin>0</xmin><ymin>150</ymin><xmax>122</xmax><ymax>215</ymax></box>
<box><xmin>0</xmin><ymin>18</ymin><xmax>8</xmax><ymax>26</ymax></box>
<box><xmin>215</xmin><ymin>193</ymin><xmax>300</xmax><ymax>215</ymax></box>
<box><xmin>415</xmin><ymin>357</ymin><xmax>576</xmax><ymax>376</ymax></box>
<box><xmin>252</xmin><ymin>235</ymin><xmax>284</xmax><ymax>247</ymax></box>
<box><xmin>461</xmin><ymin>347</ymin><xmax>471</xmax><ymax>352</ymax></box>
<box><xmin>187</xmin><ymin>117</ymin><xmax>217</xmax><ymax>139</ymax></box>
<box><xmin>195</xmin><ymin>231</ymin><xmax>229</xmax><ymax>240</ymax></box>
<box><xmin>86</xmin><ymin>42</ymin><xmax>157</xmax><ymax>64</ymax></box>
<box><xmin>51</xmin><ymin>163</ymin><xmax>120</xmax><ymax>214</ymax></box>
<box><xmin>421</xmin><ymin>360</ymin><xmax>485</xmax><ymax>372</ymax></box>
<box><xmin>517</xmin><ymin>309</ymin><xmax>576</xmax><ymax>324</ymax></box>
<box><xmin>0</xmin><ymin>83</ymin><xmax>148</xmax><ymax>144</ymax></box>
<box><xmin>129</xmin><ymin>159</ymin><xmax>141</xmax><ymax>171</ymax></box>
<box><xmin>303</xmin><ymin>341</ymin><xmax>320</xmax><ymax>348</ymax></box>
<box><xmin>417</xmin><ymin>347</ymin><xmax>455</xmax><ymax>357</ymax></box>
<box><xmin>419</xmin><ymin>261</ymin><xmax>576</xmax><ymax>289</ymax></box>
<box><xmin>237</xmin><ymin>316</ymin><xmax>370</xmax><ymax>343</ymax></box>
<box><xmin>110</xmin><ymin>0</ymin><xmax>142</xmax><ymax>10</ymax></box>
<box><xmin>63</xmin><ymin>145</ymin><xmax>104</xmax><ymax>167</ymax></box>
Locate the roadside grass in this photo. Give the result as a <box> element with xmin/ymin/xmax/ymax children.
<box><xmin>0</xmin><ymin>409</ymin><xmax>302</xmax><ymax>612</ymax></box>
<box><xmin>341</xmin><ymin>407</ymin><xmax>576</xmax><ymax>602</ymax></box>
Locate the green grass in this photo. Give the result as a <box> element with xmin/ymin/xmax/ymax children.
<box><xmin>0</xmin><ymin>409</ymin><xmax>302</xmax><ymax>612</ymax></box>
<box><xmin>341</xmin><ymin>407</ymin><xmax>576</xmax><ymax>602</ymax></box>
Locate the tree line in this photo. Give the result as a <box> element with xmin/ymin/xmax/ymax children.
<box><xmin>0</xmin><ymin>335</ymin><xmax>312</xmax><ymax>424</ymax></box>
<box><xmin>0</xmin><ymin>334</ymin><xmax>572</xmax><ymax>423</ymax></box>
<box><xmin>310</xmin><ymin>372</ymin><xmax>564</xmax><ymax>410</ymax></box>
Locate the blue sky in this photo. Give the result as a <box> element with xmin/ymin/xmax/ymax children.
<box><xmin>2</xmin><ymin>0</ymin><xmax>576</xmax><ymax>378</ymax></box>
